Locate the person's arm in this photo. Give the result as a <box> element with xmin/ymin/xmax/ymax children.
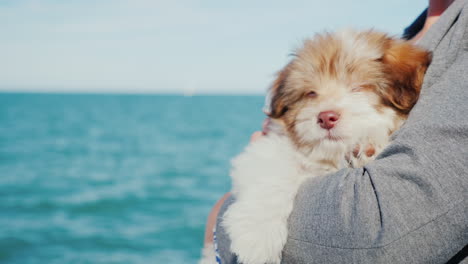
<box><xmin>213</xmin><ymin>1</ymin><xmax>468</xmax><ymax>263</ymax></box>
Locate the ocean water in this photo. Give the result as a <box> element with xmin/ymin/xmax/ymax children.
<box><xmin>0</xmin><ymin>93</ymin><xmax>265</xmax><ymax>264</ymax></box>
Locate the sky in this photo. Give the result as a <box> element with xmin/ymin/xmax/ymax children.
<box><xmin>0</xmin><ymin>0</ymin><xmax>428</xmax><ymax>94</ymax></box>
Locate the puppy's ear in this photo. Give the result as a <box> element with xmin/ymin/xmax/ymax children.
<box><xmin>379</xmin><ymin>40</ymin><xmax>432</xmax><ymax>115</ymax></box>
<box><xmin>267</xmin><ymin>65</ymin><xmax>291</xmax><ymax>118</ymax></box>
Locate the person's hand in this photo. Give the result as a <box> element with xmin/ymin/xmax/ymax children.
<box><xmin>250</xmin><ymin>118</ymin><xmax>270</xmax><ymax>142</ymax></box>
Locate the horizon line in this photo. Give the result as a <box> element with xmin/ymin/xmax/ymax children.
<box><xmin>0</xmin><ymin>89</ymin><xmax>266</xmax><ymax>96</ymax></box>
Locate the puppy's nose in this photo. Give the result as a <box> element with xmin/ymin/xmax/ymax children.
<box><xmin>317</xmin><ymin>111</ymin><xmax>340</xmax><ymax>130</ymax></box>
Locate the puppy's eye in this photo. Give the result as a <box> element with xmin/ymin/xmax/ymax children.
<box><xmin>352</xmin><ymin>83</ymin><xmax>375</xmax><ymax>92</ymax></box>
<box><xmin>351</xmin><ymin>86</ymin><xmax>362</xmax><ymax>92</ymax></box>
<box><xmin>306</xmin><ymin>91</ymin><xmax>318</xmax><ymax>98</ymax></box>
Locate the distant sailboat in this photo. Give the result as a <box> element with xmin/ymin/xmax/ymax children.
<box><xmin>182</xmin><ymin>81</ymin><xmax>197</xmax><ymax>97</ymax></box>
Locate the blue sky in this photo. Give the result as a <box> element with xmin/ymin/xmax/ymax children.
<box><xmin>0</xmin><ymin>0</ymin><xmax>427</xmax><ymax>94</ymax></box>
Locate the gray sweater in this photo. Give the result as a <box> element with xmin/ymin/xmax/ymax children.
<box><xmin>215</xmin><ymin>0</ymin><xmax>468</xmax><ymax>263</ymax></box>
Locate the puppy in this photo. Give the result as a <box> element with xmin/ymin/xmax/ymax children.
<box><xmin>200</xmin><ymin>30</ymin><xmax>431</xmax><ymax>264</ymax></box>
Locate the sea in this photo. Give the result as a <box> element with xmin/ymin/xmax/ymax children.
<box><xmin>0</xmin><ymin>93</ymin><xmax>265</xmax><ymax>264</ymax></box>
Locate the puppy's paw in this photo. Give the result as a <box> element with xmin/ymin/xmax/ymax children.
<box><xmin>230</xmin><ymin>221</ymin><xmax>286</xmax><ymax>264</ymax></box>
<box><xmin>223</xmin><ymin>205</ymin><xmax>288</xmax><ymax>264</ymax></box>
<box><xmin>198</xmin><ymin>243</ymin><xmax>217</xmax><ymax>264</ymax></box>
<box><xmin>346</xmin><ymin>143</ymin><xmax>378</xmax><ymax>168</ymax></box>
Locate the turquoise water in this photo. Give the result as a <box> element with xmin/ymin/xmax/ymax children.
<box><xmin>0</xmin><ymin>93</ymin><xmax>265</xmax><ymax>263</ymax></box>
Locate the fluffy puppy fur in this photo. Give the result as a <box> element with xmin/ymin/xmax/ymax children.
<box><xmin>200</xmin><ymin>30</ymin><xmax>431</xmax><ymax>264</ymax></box>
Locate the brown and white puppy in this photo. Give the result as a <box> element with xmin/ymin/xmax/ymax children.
<box><xmin>266</xmin><ymin>30</ymin><xmax>430</xmax><ymax>167</ymax></box>
<box><xmin>200</xmin><ymin>30</ymin><xmax>431</xmax><ymax>264</ymax></box>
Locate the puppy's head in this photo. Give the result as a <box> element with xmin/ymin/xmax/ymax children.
<box><xmin>266</xmin><ymin>30</ymin><xmax>431</xmax><ymax>155</ymax></box>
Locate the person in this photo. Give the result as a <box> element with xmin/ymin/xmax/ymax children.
<box><xmin>203</xmin><ymin>0</ymin><xmax>468</xmax><ymax>263</ymax></box>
